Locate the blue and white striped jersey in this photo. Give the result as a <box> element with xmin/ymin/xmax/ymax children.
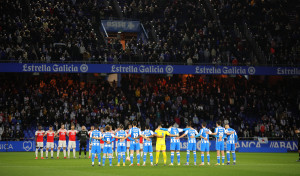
<box><xmin>128</xmin><ymin>127</ymin><xmax>141</xmax><ymax>144</ymax></box>
<box><xmin>102</xmin><ymin>132</ymin><xmax>115</xmax><ymax>147</ymax></box>
<box><xmin>184</xmin><ymin>128</ymin><xmax>198</xmax><ymax>143</ymax></box>
<box><xmin>225</xmin><ymin>128</ymin><xmax>237</xmax><ymax>144</ymax></box>
<box><xmin>142</xmin><ymin>130</ymin><xmax>155</xmax><ymax>146</ymax></box>
<box><xmin>91</xmin><ymin>130</ymin><xmax>102</xmax><ymax>146</ymax></box>
<box><xmin>199</xmin><ymin>127</ymin><xmax>212</xmax><ymax>143</ymax></box>
<box><xmin>215</xmin><ymin>126</ymin><xmax>226</xmax><ymax>142</ymax></box>
<box><xmin>169</xmin><ymin>127</ymin><xmax>183</xmax><ymax>143</ymax></box>
<box><xmin>116</xmin><ymin>130</ymin><xmax>126</xmax><ymax>146</ymax></box>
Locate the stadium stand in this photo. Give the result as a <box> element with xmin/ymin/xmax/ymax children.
<box><xmin>0</xmin><ymin>0</ymin><xmax>299</xmax><ymax>142</ymax></box>
<box><xmin>210</xmin><ymin>0</ymin><xmax>300</xmax><ymax>65</ymax></box>
<box><xmin>0</xmin><ymin>74</ymin><xmax>299</xmax><ymax>141</ymax></box>
<box><xmin>3</xmin><ymin>0</ymin><xmax>298</xmax><ymax>64</ymax></box>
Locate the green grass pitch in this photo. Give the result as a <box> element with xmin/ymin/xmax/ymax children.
<box><xmin>0</xmin><ymin>152</ymin><xmax>299</xmax><ymax>176</ymax></box>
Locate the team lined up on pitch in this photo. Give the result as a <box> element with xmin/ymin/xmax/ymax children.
<box><xmin>35</xmin><ymin>120</ymin><xmax>238</xmax><ymax>166</ymax></box>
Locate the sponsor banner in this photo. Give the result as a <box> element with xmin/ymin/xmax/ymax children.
<box><xmin>0</xmin><ymin>63</ymin><xmax>299</xmax><ymax>75</ymax></box>
<box><xmin>233</xmin><ymin>140</ymin><xmax>297</xmax><ymax>152</ymax></box>
<box><xmin>164</xmin><ymin>139</ymin><xmax>298</xmax><ymax>152</ymax></box>
<box><xmin>0</xmin><ymin>140</ymin><xmax>298</xmax><ymax>152</ymax></box>
<box><xmin>101</xmin><ymin>20</ymin><xmax>140</xmax><ymax>32</ymax></box>
<box><xmin>238</xmin><ymin>148</ymin><xmax>287</xmax><ymax>153</ymax></box>
<box><xmin>0</xmin><ymin>141</ymin><xmax>81</xmax><ymax>152</ymax></box>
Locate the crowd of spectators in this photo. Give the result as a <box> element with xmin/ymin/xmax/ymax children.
<box><xmin>0</xmin><ymin>74</ymin><xmax>299</xmax><ymax>141</ymax></box>
<box><xmin>211</xmin><ymin>0</ymin><xmax>300</xmax><ymax>65</ymax></box>
<box><xmin>115</xmin><ymin>0</ymin><xmax>253</xmax><ymax>64</ymax></box>
<box><xmin>3</xmin><ymin>0</ymin><xmax>298</xmax><ymax>65</ymax></box>
<box><xmin>0</xmin><ymin>0</ymin><xmax>112</xmax><ymax>62</ymax></box>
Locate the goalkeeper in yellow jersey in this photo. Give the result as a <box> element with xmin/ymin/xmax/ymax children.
<box><xmin>154</xmin><ymin>124</ymin><xmax>179</xmax><ymax>166</ymax></box>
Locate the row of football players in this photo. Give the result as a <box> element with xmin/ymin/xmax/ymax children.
<box><xmin>34</xmin><ymin>123</ymin><xmax>144</xmax><ymax>159</ymax></box>
<box><xmin>89</xmin><ymin>120</ymin><xmax>238</xmax><ymax>166</ymax></box>
<box><xmin>35</xmin><ymin>120</ymin><xmax>237</xmax><ymax>166</ymax></box>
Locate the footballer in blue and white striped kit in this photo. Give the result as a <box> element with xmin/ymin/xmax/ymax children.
<box><xmin>195</xmin><ymin>121</ymin><xmax>212</xmax><ymax>166</ymax></box>
<box><xmin>102</xmin><ymin>126</ymin><xmax>115</xmax><ymax>166</ymax></box>
<box><xmin>90</xmin><ymin>125</ymin><xmax>102</xmax><ymax>166</ymax></box>
<box><xmin>225</xmin><ymin>124</ymin><xmax>238</xmax><ymax>165</ymax></box>
<box><xmin>125</xmin><ymin>121</ymin><xmax>142</xmax><ymax>166</ymax></box>
<box><xmin>115</xmin><ymin>125</ymin><xmax>127</xmax><ymax>166</ymax></box>
<box><xmin>177</xmin><ymin>123</ymin><xmax>198</xmax><ymax>166</ymax></box>
<box><xmin>208</xmin><ymin>121</ymin><xmax>226</xmax><ymax>165</ymax></box>
<box><xmin>161</xmin><ymin>125</ymin><xmax>187</xmax><ymax>165</ymax></box>
<box><xmin>141</xmin><ymin>125</ymin><xmax>156</xmax><ymax>166</ymax></box>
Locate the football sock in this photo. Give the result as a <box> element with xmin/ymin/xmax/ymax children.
<box><xmin>143</xmin><ymin>152</ymin><xmax>147</xmax><ymax>162</ymax></box>
<box><xmin>92</xmin><ymin>153</ymin><xmax>95</xmax><ymax>162</ymax></box>
<box><xmin>137</xmin><ymin>154</ymin><xmax>140</xmax><ymax>163</ymax></box>
<box><xmin>130</xmin><ymin>154</ymin><xmax>133</xmax><ymax>164</ymax></box>
<box><xmin>118</xmin><ymin>153</ymin><xmax>121</xmax><ymax>163</ymax></box>
<box><xmin>177</xmin><ymin>152</ymin><xmax>180</xmax><ymax>163</ymax></box>
<box><xmin>97</xmin><ymin>154</ymin><xmax>101</xmax><ymax>163</ymax></box>
<box><xmin>122</xmin><ymin>152</ymin><xmax>126</xmax><ymax>163</ymax></box>
<box><xmin>102</xmin><ymin>155</ymin><xmax>106</xmax><ymax>165</ymax></box>
<box><xmin>222</xmin><ymin>156</ymin><xmax>225</xmax><ymax>163</ymax></box>
<box><xmin>232</xmin><ymin>152</ymin><xmax>236</xmax><ymax>162</ymax></box>
<box><xmin>150</xmin><ymin>153</ymin><xmax>153</xmax><ymax>163</ymax></box>
<box><xmin>156</xmin><ymin>151</ymin><xmax>160</xmax><ymax>164</ymax></box>
<box><xmin>163</xmin><ymin>152</ymin><xmax>167</xmax><ymax>164</ymax></box>
<box><xmin>109</xmin><ymin>155</ymin><xmax>112</xmax><ymax>165</ymax></box>
<box><xmin>170</xmin><ymin>152</ymin><xmax>174</xmax><ymax>164</ymax></box>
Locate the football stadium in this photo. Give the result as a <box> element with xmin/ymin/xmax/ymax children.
<box><xmin>0</xmin><ymin>0</ymin><xmax>300</xmax><ymax>176</ymax></box>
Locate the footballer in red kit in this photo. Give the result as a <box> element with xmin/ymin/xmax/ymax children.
<box><xmin>44</xmin><ymin>125</ymin><xmax>55</xmax><ymax>159</ymax></box>
<box><xmin>55</xmin><ymin>124</ymin><xmax>67</xmax><ymax>159</ymax></box>
<box><xmin>35</xmin><ymin>126</ymin><xmax>45</xmax><ymax>159</ymax></box>
<box><xmin>67</xmin><ymin>125</ymin><xmax>78</xmax><ymax>158</ymax></box>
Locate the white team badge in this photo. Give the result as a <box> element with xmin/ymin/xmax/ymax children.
<box><xmin>23</xmin><ymin>141</ymin><xmax>33</xmax><ymax>151</ymax></box>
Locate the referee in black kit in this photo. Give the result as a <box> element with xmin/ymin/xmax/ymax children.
<box><xmin>77</xmin><ymin>126</ymin><xmax>89</xmax><ymax>158</ymax></box>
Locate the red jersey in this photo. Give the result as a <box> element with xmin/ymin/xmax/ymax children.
<box><xmin>88</xmin><ymin>130</ymin><xmax>93</xmax><ymax>137</ymax></box>
<box><xmin>100</xmin><ymin>139</ymin><xmax>104</xmax><ymax>144</ymax></box>
<box><xmin>58</xmin><ymin>129</ymin><xmax>67</xmax><ymax>141</ymax></box>
<box><xmin>126</xmin><ymin>130</ymin><xmax>131</xmax><ymax>141</ymax></box>
<box><xmin>46</xmin><ymin>130</ymin><xmax>55</xmax><ymax>142</ymax></box>
<box><xmin>68</xmin><ymin>130</ymin><xmax>77</xmax><ymax>141</ymax></box>
<box><xmin>139</xmin><ymin>137</ymin><xmax>143</xmax><ymax>144</ymax></box>
<box><xmin>35</xmin><ymin>130</ymin><xmax>45</xmax><ymax>142</ymax></box>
